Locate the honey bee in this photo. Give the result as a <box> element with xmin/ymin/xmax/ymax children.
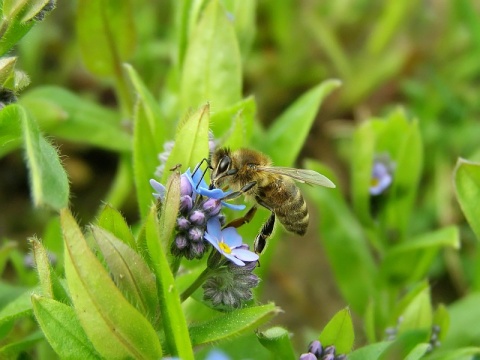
<box><xmin>210</xmin><ymin>148</ymin><xmax>335</xmax><ymax>254</ymax></box>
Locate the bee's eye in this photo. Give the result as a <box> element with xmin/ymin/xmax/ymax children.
<box><xmin>217</xmin><ymin>156</ymin><xmax>231</xmax><ymax>174</ymax></box>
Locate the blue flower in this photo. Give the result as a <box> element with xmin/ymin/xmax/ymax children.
<box><xmin>150</xmin><ymin>179</ymin><xmax>166</xmax><ymax>200</ymax></box>
<box><xmin>205</xmin><ymin>349</ymin><xmax>231</xmax><ymax>360</ymax></box>
<box><xmin>369</xmin><ymin>154</ymin><xmax>395</xmax><ymax>196</ymax></box>
<box><xmin>204</xmin><ymin>218</ymin><xmax>258</xmax><ymax>266</ymax></box>
<box><xmin>185</xmin><ymin>167</ymin><xmax>245</xmax><ymax>211</ymax></box>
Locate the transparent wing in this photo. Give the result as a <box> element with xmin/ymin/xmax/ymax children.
<box><xmin>258</xmin><ymin>166</ymin><xmax>336</xmax><ymax>188</ymax></box>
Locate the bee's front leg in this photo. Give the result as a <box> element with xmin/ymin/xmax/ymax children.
<box><xmin>221</xmin><ymin>181</ymin><xmax>257</xmax><ymax>201</ymax></box>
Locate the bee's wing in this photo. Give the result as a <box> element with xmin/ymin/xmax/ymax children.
<box><xmin>258</xmin><ymin>166</ymin><xmax>336</xmax><ymax>188</ymax></box>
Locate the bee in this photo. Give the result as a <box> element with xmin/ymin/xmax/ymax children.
<box><xmin>210</xmin><ymin>148</ymin><xmax>335</xmax><ymax>254</ymax></box>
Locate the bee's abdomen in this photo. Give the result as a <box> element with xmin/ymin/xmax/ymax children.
<box><xmin>273</xmin><ymin>183</ymin><xmax>309</xmax><ymax>236</ymax></box>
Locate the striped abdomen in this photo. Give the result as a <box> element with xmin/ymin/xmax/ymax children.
<box><xmin>257</xmin><ymin>176</ymin><xmax>309</xmax><ymax>235</ymax></box>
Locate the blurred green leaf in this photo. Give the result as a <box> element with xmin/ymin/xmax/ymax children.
<box><xmin>145</xmin><ymin>206</ymin><xmax>194</xmax><ymax>359</ymax></box>
<box><xmin>30</xmin><ymin>236</ymin><xmax>68</xmax><ymax>303</ymax></box>
<box><xmin>426</xmin><ymin>348</ymin><xmax>480</xmax><ymax>360</ymax></box>
<box><xmin>348</xmin><ymin>342</ymin><xmax>391</xmax><ymax>360</ymax></box>
<box><xmin>432</xmin><ymin>304</ymin><xmax>449</xmax><ymax>342</ymax></box>
<box><xmin>0</xmin><ymin>331</ymin><xmax>43</xmax><ymax>358</ymax></box>
<box><xmin>61</xmin><ymin>208</ymin><xmax>163</xmax><ymax>359</ymax></box>
<box><xmin>97</xmin><ymin>204</ymin><xmax>136</xmax><ymax>249</ymax></box>
<box><xmin>395</xmin><ymin>283</ymin><xmax>432</xmax><ymax>337</ymax></box>
<box><xmin>319</xmin><ymin>307</ymin><xmax>354</xmax><ymax>354</ymax></box>
<box><xmin>32</xmin><ymin>295</ymin><xmax>100</xmax><ymax>360</ymax></box>
<box><xmin>381</xmin><ymin>226</ymin><xmax>459</xmax><ymax>284</ymax></box>
<box><xmin>90</xmin><ymin>226</ymin><xmax>159</xmax><ymax>325</ymax></box>
<box><xmin>0</xmin><ymin>104</ymin><xmax>22</xmax><ymax>157</ymax></box>
<box><xmin>0</xmin><ymin>287</ymin><xmax>34</xmax><ymax>330</ymax></box>
<box><xmin>304</xmin><ymin>160</ymin><xmax>377</xmax><ymax>315</ymax></box>
<box><xmin>404</xmin><ymin>343</ymin><xmax>430</xmax><ymax>360</ymax></box>
<box><xmin>189</xmin><ymin>303</ymin><xmax>281</xmax><ymax>346</ymax></box>
<box><xmin>162</xmin><ymin>103</ymin><xmax>210</xmax><ymax>183</ymax></box>
<box><xmin>261</xmin><ymin>79</ymin><xmax>341</xmax><ymax>166</ymax></box>
<box><xmin>454</xmin><ymin>158</ymin><xmax>480</xmax><ymax>241</ymax></box>
<box><xmin>0</xmin><ymin>241</ymin><xmax>17</xmax><ymax>276</ymax></box>
<box><xmin>21</xmin><ymin>86</ymin><xmax>131</xmax><ymax>152</ymax></box>
<box><xmin>180</xmin><ymin>0</ymin><xmax>242</xmax><ymax>111</ymax></box>
<box><xmin>256</xmin><ymin>326</ymin><xmax>296</xmax><ymax>360</ymax></box>
<box><xmin>20</xmin><ymin>104</ymin><xmax>69</xmax><ymax>210</ymax></box>
<box><xmin>379</xmin><ymin>331</ymin><xmax>429</xmax><ymax>360</ymax></box>
<box><xmin>76</xmin><ymin>0</ymin><xmax>136</xmax><ymax>76</ymax></box>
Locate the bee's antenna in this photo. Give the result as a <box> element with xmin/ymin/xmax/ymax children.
<box><xmin>192</xmin><ymin>158</ymin><xmax>212</xmax><ymax>190</ymax></box>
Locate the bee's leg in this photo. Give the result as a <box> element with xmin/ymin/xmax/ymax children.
<box><xmin>254</xmin><ymin>211</ymin><xmax>275</xmax><ymax>254</ymax></box>
<box><xmin>224</xmin><ymin>205</ymin><xmax>258</xmax><ymax>228</ymax></box>
<box><xmin>220</xmin><ymin>181</ymin><xmax>257</xmax><ymax>201</ymax></box>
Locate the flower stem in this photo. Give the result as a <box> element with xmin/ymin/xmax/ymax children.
<box><xmin>180</xmin><ymin>267</ymin><xmax>212</xmax><ymax>302</ymax></box>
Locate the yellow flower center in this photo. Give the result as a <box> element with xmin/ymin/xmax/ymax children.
<box><xmin>370</xmin><ymin>177</ymin><xmax>379</xmax><ymax>187</ymax></box>
<box><xmin>219</xmin><ymin>240</ymin><xmax>232</xmax><ymax>254</ymax></box>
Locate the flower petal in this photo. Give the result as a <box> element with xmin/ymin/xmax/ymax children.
<box><xmin>204</xmin><ymin>232</ymin><xmax>222</xmax><ymax>252</ymax></box>
<box><xmin>149</xmin><ymin>179</ymin><xmax>165</xmax><ymax>200</ymax></box>
<box><xmin>221</xmin><ymin>202</ymin><xmax>246</xmax><ymax>211</ymax></box>
<box><xmin>206</xmin><ymin>217</ymin><xmax>223</xmax><ymax>241</ymax></box>
<box><xmin>231</xmin><ymin>248</ymin><xmax>259</xmax><ymax>262</ymax></box>
<box><xmin>221</xmin><ymin>227</ymin><xmax>242</xmax><ymax>248</ymax></box>
<box><xmin>224</xmin><ymin>253</ymin><xmax>245</xmax><ymax>266</ymax></box>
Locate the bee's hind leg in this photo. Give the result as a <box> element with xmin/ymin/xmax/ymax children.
<box><xmin>224</xmin><ymin>205</ymin><xmax>258</xmax><ymax>228</ymax></box>
<box><xmin>254</xmin><ymin>211</ymin><xmax>275</xmax><ymax>254</ymax></box>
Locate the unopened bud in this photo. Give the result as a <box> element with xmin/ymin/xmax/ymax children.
<box><xmin>176</xmin><ymin>217</ymin><xmax>190</xmax><ymax>231</ymax></box>
<box><xmin>188</xmin><ymin>227</ymin><xmax>204</xmax><ymax>242</ymax></box>
<box><xmin>308</xmin><ymin>340</ymin><xmax>323</xmax><ymax>357</ymax></box>
<box><xmin>189</xmin><ymin>210</ymin><xmax>206</xmax><ymax>225</ymax></box>
<box><xmin>299</xmin><ymin>353</ymin><xmax>317</xmax><ymax>360</ymax></box>
<box><xmin>174</xmin><ymin>234</ymin><xmax>188</xmax><ymax>250</ymax></box>
<box><xmin>180</xmin><ymin>174</ymin><xmax>193</xmax><ymax>196</ymax></box>
<box><xmin>324</xmin><ymin>345</ymin><xmax>335</xmax><ymax>355</ymax></box>
<box><xmin>202</xmin><ymin>198</ymin><xmax>221</xmax><ymax>216</ymax></box>
<box><xmin>179</xmin><ymin>195</ymin><xmax>193</xmax><ymax>213</ymax></box>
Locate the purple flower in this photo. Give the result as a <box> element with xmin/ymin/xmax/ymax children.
<box><xmin>370</xmin><ymin>154</ymin><xmax>395</xmax><ymax>196</ymax></box>
<box><xmin>204</xmin><ymin>218</ymin><xmax>258</xmax><ymax>266</ymax></box>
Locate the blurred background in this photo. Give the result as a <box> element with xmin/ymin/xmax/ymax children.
<box><xmin>2</xmin><ymin>0</ymin><xmax>480</xmax><ymax>352</ymax></box>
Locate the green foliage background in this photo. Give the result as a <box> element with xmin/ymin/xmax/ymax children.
<box><xmin>2</xmin><ymin>0</ymin><xmax>480</xmax><ymax>359</ymax></box>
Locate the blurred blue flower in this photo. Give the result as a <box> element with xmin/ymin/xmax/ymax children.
<box><xmin>369</xmin><ymin>154</ymin><xmax>395</xmax><ymax>196</ymax></box>
<box><xmin>205</xmin><ymin>349</ymin><xmax>231</xmax><ymax>360</ymax></box>
<box><xmin>204</xmin><ymin>218</ymin><xmax>258</xmax><ymax>266</ymax></box>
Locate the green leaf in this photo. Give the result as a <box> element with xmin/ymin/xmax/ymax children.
<box><xmin>426</xmin><ymin>348</ymin><xmax>480</xmax><ymax>360</ymax></box>
<box><xmin>0</xmin><ymin>241</ymin><xmax>17</xmax><ymax>276</ymax></box>
<box><xmin>0</xmin><ymin>287</ymin><xmax>34</xmax><ymax>329</ymax></box>
<box><xmin>61</xmin><ymin>208</ymin><xmax>163</xmax><ymax>359</ymax></box>
<box><xmin>304</xmin><ymin>160</ymin><xmax>377</xmax><ymax>315</ymax></box>
<box><xmin>20</xmin><ymin>86</ymin><xmax>131</xmax><ymax>152</ymax></box>
<box><xmin>0</xmin><ymin>331</ymin><xmax>43</xmax><ymax>358</ymax></box>
<box><xmin>30</xmin><ymin>236</ymin><xmax>68</xmax><ymax>302</ymax></box>
<box><xmin>20</xmin><ymin>104</ymin><xmax>69</xmax><ymax>210</ymax></box>
<box><xmin>381</xmin><ymin>226</ymin><xmax>459</xmax><ymax>284</ymax></box>
<box><xmin>97</xmin><ymin>204</ymin><xmax>136</xmax><ymax>249</ymax></box>
<box><xmin>189</xmin><ymin>303</ymin><xmax>281</xmax><ymax>346</ymax></box>
<box><xmin>32</xmin><ymin>295</ymin><xmax>100</xmax><ymax>360</ymax></box>
<box><xmin>257</xmin><ymin>326</ymin><xmax>296</xmax><ymax>360</ymax></box>
<box><xmin>76</xmin><ymin>0</ymin><xmax>136</xmax><ymax>76</ymax></box>
<box><xmin>180</xmin><ymin>0</ymin><xmax>242</xmax><ymax>111</ymax></box>
<box><xmin>90</xmin><ymin>226</ymin><xmax>159</xmax><ymax>325</ymax></box>
<box><xmin>260</xmin><ymin>79</ymin><xmax>341</xmax><ymax>166</ymax></box>
<box><xmin>319</xmin><ymin>307</ymin><xmax>354</xmax><ymax>354</ymax></box>
<box><xmin>0</xmin><ymin>104</ymin><xmax>22</xmax><ymax>157</ymax></box>
<box><xmin>162</xmin><ymin>103</ymin><xmax>210</xmax><ymax>183</ymax></box>
<box><xmin>432</xmin><ymin>304</ymin><xmax>449</xmax><ymax>342</ymax></box>
<box><xmin>454</xmin><ymin>158</ymin><xmax>480</xmax><ymax>241</ymax></box>
<box><xmin>348</xmin><ymin>342</ymin><xmax>391</xmax><ymax>360</ymax></box>
<box><xmin>0</xmin><ymin>56</ymin><xmax>16</xmax><ymax>86</ymax></box>
<box><xmin>145</xmin><ymin>206</ymin><xmax>194</xmax><ymax>359</ymax></box>
<box><xmin>395</xmin><ymin>283</ymin><xmax>432</xmax><ymax>337</ymax></box>
<box><xmin>0</xmin><ymin>16</ymin><xmax>35</xmax><ymax>56</ymax></box>
<box><xmin>404</xmin><ymin>343</ymin><xmax>430</xmax><ymax>360</ymax></box>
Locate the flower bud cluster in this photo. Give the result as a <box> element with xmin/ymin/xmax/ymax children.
<box><xmin>171</xmin><ymin>174</ymin><xmax>223</xmax><ymax>260</ymax></box>
<box><xmin>299</xmin><ymin>341</ymin><xmax>346</xmax><ymax>360</ymax></box>
<box><xmin>203</xmin><ymin>259</ymin><xmax>260</xmax><ymax>309</ymax></box>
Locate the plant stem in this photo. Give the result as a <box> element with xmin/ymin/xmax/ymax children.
<box><xmin>180</xmin><ymin>267</ymin><xmax>212</xmax><ymax>302</ymax></box>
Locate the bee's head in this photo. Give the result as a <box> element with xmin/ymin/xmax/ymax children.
<box><xmin>211</xmin><ymin>148</ymin><xmax>237</xmax><ymax>188</ymax></box>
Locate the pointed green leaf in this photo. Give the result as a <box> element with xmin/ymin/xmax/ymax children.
<box><xmin>61</xmin><ymin>209</ymin><xmax>162</xmax><ymax>359</ymax></box>
<box><xmin>20</xmin><ymin>86</ymin><xmax>131</xmax><ymax>152</ymax></box>
<box><xmin>257</xmin><ymin>326</ymin><xmax>296</xmax><ymax>360</ymax></box>
<box><xmin>76</xmin><ymin>0</ymin><xmax>136</xmax><ymax>76</ymax></box>
<box><xmin>0</xmin><ymin>57</ymin><xmax>17</xmax><ymax>85</ymax></box>
<box><xmin>454</xmin><ymin>158</ymin><xmax>480</xmax><ymax>241</ymax></box>
<box><xmin>0</xmin><ymin>104</ymin><xmax>22</xmax><ymax>157</ymax></box>
<box><xmin>180</xmin><ymin>0</ymin><xmax>242</xmax><ymax>111</ymax></box>
<box><xmin>97</xmin><ymin>204</ymin><xmax>136</xmax><ymax>249</ymax></box>
<box><xmin>304</xmin><ymin>160</ymin><xmax>377</xmax><ymax>314</ymax></box>
<box><xmin>348</xmin><ymin>342</ymin><xmax>391</xmax><ymax>360</ymax></box>
<box><xmin>210</xmin><ymin>96</ymin><xmax>256</xmax><ymax>142</ymax></box>
<box><xmin>32</xmin><ymin>295</ymin><xmax>100</xmax><ymax>359</ymax></box>
<box><xmin>189</xmin><ymin>303</ymin><xmax>281</xmax><ymax>346</ymax></box>
<box><xmin>261</xmin><ymin>79</ymin><xmax>341</xmax><ymax>166</ymax></box>
<box><xmin>19</xmin><ymin>104</ymin><xmax>69</xmax><ymax>210</ymax></box>
<box><xmin>426</xmin><ymin>348</ymin><xmax>480</xmax><ymax>360</ymax></box>
<box><xmin>145</xmin><ymin>206</ymin><xmax>194</xmax><ymax>359</ymax></box>
<box><xmin>90</xmin><ymin>226</ymin><xmax>159</xmax><ymax>324</ymax></box>
<box><xmin>162</xmin><ymin>104</ymin><xmax>210</xmax><ymax>183</ymax></box>
<box><xmin>0</xmin><ymin>17</ymin><xmax>35</xmax><ymax>56</ymax></box>
<box><xmin>396</xmin><ymin>284</ymin><xmax>432</xmax><ymax>336</ymax></box>
<box><xmin>319</xmin><ymin>307</ymin><xmax>354</xmax><ymax>354</ymax></box>
<box><xmin>30</xmin><ymin>237</ymin><xmax>56</xmax><ymax>299</ymax></box>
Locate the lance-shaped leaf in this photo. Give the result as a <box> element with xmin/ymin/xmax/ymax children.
<box><xmin>90</xmin><ymin>226</ymin><xmax>159</xmax><ymax>325</ymax></box>
<box><xmin>180</xmin><ymin>0</ymin><xmax>242</xmax><ymax>111</ymax></box>
<box><xmin>162</xmin><ymin>104</ymin><xmax>210</xmax><ymax>183</ymax></box>
<box><xmin>19</xmin><ymin>104</ymin><xmax>69</xmax><ymax>210</ymax></box>
<box><xmin>319</xmin><ymin>307</ymin><xmax>354</xmax><ymax>354</ymax></box>
<box><xmin>20</xmin><ymin>86</ymin><xmax>131</xmax><ymax>152</ymax></box>
<box><xmin>97</xmin><ymin>204</ymin><xmax>136</xmax><ymax>249</ymax></box>
<box><xmin>257</xmin><ymin>326</ymin><xmax>296</xmax><ymax>360</ymax></box>
<box><xmin>61</xmin><ymin>209</ymin><xmax>162</xmax><ymax>359</ymax></box>
<box><xmin>145</xmin><ymin>206</ymin><xmax>194</xmax><ymax>359</ymax></box>
<box><xmin>30</xmin><ymin>237</ymin><xmax>69</xmax><ymax>303</ymax></box>
<box><xmin>260</xmin><ymin>79</ymin><xmax>341</xmax><ymax>166</ymax></box>
<box><xmin>76</xmin><ymin>0</ymin><xmax>136</xmax><ymax>76</ymax></box>
<box><xmin>189</xmin><ymin>303</ymin><xmax>281</xmax><ymax>346</ymax></box>
<box><xmin>0</xmin><ymin>104</ymin><xmax>22</xmax><ymax>157</ymax></box>
<box><xmin>32</xmin><ymin>295</ymin><xmax>100</xmax><ymax>359</ymax></box>
<box><xmin>454</xmin><ymin>158</ymin><xmax>480</xmax><ymax>241</ymax></box>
